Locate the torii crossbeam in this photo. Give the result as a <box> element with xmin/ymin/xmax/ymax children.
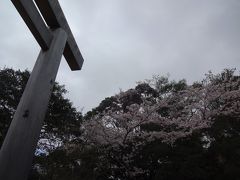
<box><xmin>0</xmin><ymin>0</ymin><xmax>84</xmax><ymax>179</ymax></box>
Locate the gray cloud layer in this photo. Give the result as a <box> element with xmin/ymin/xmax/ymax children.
<box><xmin>0</xmin><ymin>0</ymin><xmax>239</xmax><ymax>112</ymax></box>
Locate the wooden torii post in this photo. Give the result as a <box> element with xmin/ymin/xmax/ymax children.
<box><xmin>0</xmin><ymin>0</ymin><xmax>84</xmax><ymax>179</ymax></box>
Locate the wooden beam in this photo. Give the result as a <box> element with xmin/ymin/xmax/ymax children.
<box><xmin>35</xmin><ymin>0</ymin><xmax>84</xmax><ymax>70</ymax></box>
<box><xmin>0</xmin><ymin>28</ymin><xmax>67</xmax><ymax>180</ymax></box>
<box><xmin>11</xmin><ymin>0</ymin><xmax>53</xmax><ymax>51</ymax></box>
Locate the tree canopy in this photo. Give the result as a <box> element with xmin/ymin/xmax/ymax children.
<box><xmin>0</xmin><ymin>68</ymin><xmax>240</xmax><ymax>180</ymax></box>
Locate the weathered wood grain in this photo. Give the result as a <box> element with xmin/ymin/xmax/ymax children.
<box><xmin>11</xmin><ymin>0</ymin><xmax>53</xmax><ymax>51</ymax></box>
<box><xmin>0</xmin><ymin>28</ymin><xmax>67</xmax><ymax>180</ymax></box>
<box><xmin>35</xmin><ymin>0</ymin><xmax>84</xmax><ymax>70</ymax></box>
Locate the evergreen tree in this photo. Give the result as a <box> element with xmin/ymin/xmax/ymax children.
<box><xmin>0</xmin><ymin>68</ymin><xmax>82</xmax><ymax>179</ymax></box>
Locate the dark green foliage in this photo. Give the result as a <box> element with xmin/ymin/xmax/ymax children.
<box><xmin>135</xmin><ymin>83</ymin><xmax>158</xmax><ymax>97</ymax></box>
<box><xmin>85</xmin><ymin>96</ymin><xmax>119</xmax><ymax>120</ymax></box>
<box><xmin>1</xmin><ymin>68</ymin><xmax>240</xmax><ymax>180</ymax></box>
<box><xmin>0</xmin><ymin>68</ymin><xmax>30</xmax><ymax>147</ymax></box>
<box><xmin>0</xmin><ymin>68</ymin><xmax>82</xmax><ymax>179</ymax></box>
<box><xmin>44</xmin><ymin>82</ymin><xmax>82</xmax><ymax>140</ymax></box>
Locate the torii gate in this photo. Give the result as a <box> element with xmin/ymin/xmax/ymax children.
<box><xmin>0</xmin><ymin>0</ymin><xmax>84</xmax><ymax>179</ymax></box>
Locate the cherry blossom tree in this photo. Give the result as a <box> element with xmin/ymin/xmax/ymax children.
<box><xmin>81</xmin><ymin>69</ymin><xmax>240</xmax><ymax>179</ymax></box>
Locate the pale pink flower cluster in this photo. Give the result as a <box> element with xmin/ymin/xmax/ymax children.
<box><xmin>82</xmin><ymin>70</ymin><xmax>240</xmax><ymax>177</ymax></box>
<box><xmin>83</xmin><ymin>71</ymin><xmax>240</xmax><ymax>147</ymax></box>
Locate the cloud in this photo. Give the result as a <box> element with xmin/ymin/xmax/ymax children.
<box><xmin>0</xmin><ymin>0</ymin><xmax>239</xmax><ymax>112</ymax></box>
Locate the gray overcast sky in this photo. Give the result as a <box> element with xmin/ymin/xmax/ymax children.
<box><xmin>0</xmin><ymin>0</ymin><xmax>239</xmax><ymax>112</ymax></box>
